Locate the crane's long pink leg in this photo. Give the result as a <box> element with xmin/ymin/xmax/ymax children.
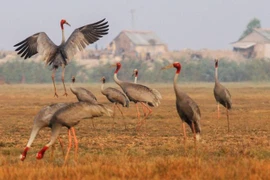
<box><xmin>64</xmin><ymin>129</ymin><xmax>72</xmax><ymax>165</ymax></box>
<box><xmin>226</xmin><ymin>105</ymin><xmax>230</xmax><ymax>133</ymax></box>
<box><xmin>140</xmin><ymin>102</ymin><xmax>152</xmax><ymax>120</ymax></box>
<box><xmin>140</xmin><ymin>103</ymin><xmax>147</xmax><ymax>117</ymax></box>
<box><xmin>116</xmin><ymin>104</ymin><xmax>127</xmax><ymax>129</ymax></box>
<box><xmin>61</xmin><ymin>65</ymin><xmax>68</xmax><ymax>97</ymax></box>
<box><xmin>71</xmin><ymin>127</ymin><xmax>78</xmax><ymax>161</ymax></box>
<box><xmin>52</xmin><ymin>68</ymin><xmax>58</xmax><ymax>98</ymax></box>
<box><xmin>135</xmin><ymin>103</ymin><xmax>142</xmax><ymax>130</ymax></box>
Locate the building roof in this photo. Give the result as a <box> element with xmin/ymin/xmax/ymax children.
<box><xmin>253</xmin><ymin>28</ymin><xmax>270</xmax><ymax>40</ymax></box>
<box><xmin>122</xmin><ymin>30</ymin><xmax>165</xmax><ymax>45</ymax></box>
<box><xmin>231</xmin><ymin>28</ymin><xmax>270</xmax><ymax>48</ymax></box>
<box><xmin>231</xmin><ymin>42</ymin><xmax>256</xmax><ymax>49</ymax></box>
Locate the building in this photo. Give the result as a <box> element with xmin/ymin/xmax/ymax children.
<box><xmin>231</xmin><ymin>28</ymin><xmax>270</xmax><ymax>59</ymax></box>
<box><xmin>107</xmin><ymin>30</ymin><xmax>168</xmax><ymax>60</ymax></box>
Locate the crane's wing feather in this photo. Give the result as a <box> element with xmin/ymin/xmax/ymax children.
<box><xmin>104</xmin><ymin>87</ymin><xmax>129</xmax><ymax>104</ymax></box>
<box><xmin>14</xmin><ymin>32</ymin><xmax>57</xmax><ymax>64</ymax></box>
<box><xmin>72</xmin><ymin>87</ymin><xmax>98</xmax><ymax>104</ymax></box>
<box><xmin>122</xmin><ymin>82</ymin><xmax>162</xmax><ymax>107</ymax></box>
<box><xmin>63</xmin><ymin>19</ymin><xmax>109</xmax><ymax>60</ymax></box>
<box><xmin>52</xmin><ymin>102</ymin><xmax>112</xmax><ymax>126</ymax></box>
<box><xmin>175</xmin><ymin>90</ymin><xmax>201</xmax><ymax>133</ymax></box>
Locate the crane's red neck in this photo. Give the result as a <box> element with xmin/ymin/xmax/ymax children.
<box><xmin>135</xmin><ymin>70</ymin><xmax>138</xmax><ymax>77</ymax></box>
<box><xmin>173</xmin><ymin>62</ymin><xmax>181</xmax><ymax>74</ymax></box>
<box><xmin>114</xmin><ymin>63</ymin><xmax>121</xmax><ymax>74</ymax></box>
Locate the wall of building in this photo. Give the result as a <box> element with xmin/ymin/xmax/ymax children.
<box><xmin>113</xmin><ymin>33</ymin><xmax>133</xmax><ymax>55</ymax></box>
<box><xmin>135</xmin><ymin>45</ymin><xmax>167</xmax><ymax>58</ymax></box>
<box><xmin>263</xmin><ymin>44</ymin><xmax>270</xmax><ymax>58</ymax></box>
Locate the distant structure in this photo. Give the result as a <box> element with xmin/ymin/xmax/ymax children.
<box><xmin>231</xmin><ymin>28</ymin><xmax>270</xmax><ymax>59</ymax></box>
<box><xmin>107</xmin><ymin>30</ymin><xmax>168</xmax><ymax>60</ymax></box>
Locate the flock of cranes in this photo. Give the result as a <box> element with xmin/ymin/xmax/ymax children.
<box><xmin>14</xmin><ymin>19</ymin><xmax>232</xmax><ymax>163</ymax></box>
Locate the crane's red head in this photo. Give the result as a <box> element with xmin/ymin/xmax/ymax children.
<box><xmin>111</xmin><ymin>62</ymin><xmax>121</xmax><ymax>73</ymax></box>
<box><xmin>173</xmin><ymin>62</ymin><xmax>181</xmax><ymax>74</ymax></box>
<box><xmin>133</xmin><ymin>69</ymin><xmax>138</xmax><ymax>77</ymax></box>
<box><xmin>161</xmin><ymin>62</ymin><xmax>181</xmax><ymax>74</ymax></box>
<box><xmin>60</xmin><ymin>19</ymin><xmax>71</xmax><ymax>30</ymax></box>
<box><xmin>215</xmin><ymin>59</ymin><xmax>218</xmax><ymax>68</ymax></box>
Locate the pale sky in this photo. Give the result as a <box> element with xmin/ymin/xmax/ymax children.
<box><xmin>1</xmin><ymin>0</ymin><xmax>270</xmax><ymax>51</ymax></box>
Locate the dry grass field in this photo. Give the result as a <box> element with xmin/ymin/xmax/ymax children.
<box><xmin>0</xmin><ymin>82</ymin><xmax>269</xmax><ymax>179</ymax></box>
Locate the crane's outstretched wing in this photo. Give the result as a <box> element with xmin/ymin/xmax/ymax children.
<box><xmin>63</xmin><ymin>18</ymin><xmax>109</xmax><ymax>60</ymax></box>
<box><xmin>14</xmin><ymin>32</ymin><xmax>57</xmax><ymax>64</ymax></box>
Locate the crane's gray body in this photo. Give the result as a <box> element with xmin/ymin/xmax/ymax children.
<box><xmin>174</xmin><ymin>87</ymin><xmax>201</xmax><ymax>134</ymax></box>
<box><xmin>70</xmin><ymin>87</ymin><xmax>98</xmax><ymax>104</ymax></box>
<box><xmin>26</xmin><ymin>103</ymin><xmax>71</xmax><ymax>147</ymax></box>
<box><xmin>118</xmin><ymin>81</ymin><xmax>161</xmax><ymax>107</ymax></box>
<box><xmin>214</xmin><ymin>82</ymin><xmax>232</xmax><ymax>109</ymax></box>
<box><xmin>102</xmin><ymin>87</ymin><xmax>129</xmax><ymax>107</ymax></box>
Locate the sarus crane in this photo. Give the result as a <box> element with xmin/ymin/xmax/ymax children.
<box><xmin>112</xmin><ymin>62</ymin><xmax>162</xmax><ymax>130</ymax></box>
<box><xmin>14</xmin><ymin>19</ymin><xmax>109</xmax><ymax>97</ymax></box>
<box><xmin>70</xmin><ymin>76</ymin><xmax>99</xmax><ymax>128</ymax></box>
<box><xmin>162</xmin><ymin>62</ymin><xmax>201</xmax><ymax>147</ymax></box>
<box><xmin>101</xmin><ymin>76</ymin><xmax>129</xmax><ymax>128</ymax></box>
<box><xmin>213</xmin><ymin>59</ymin><xmax>232</xmax><ymax>132</ymax></box>
<box><xmin>36</xmin><ymin>102</ymin><xmax>112</xmax><ymax>164</ymax></box>
<box><xmin>70</xmin><ymin>76</ymin><xmax>98</xmax><ymax>105</ymax></box>
<box><xmin>132</xmin><ymin>68</ymin><xmax>148</xmax><ymax>117</ymax></box>
<box><xmin>20</xmin><ymin>103</ymin><xmax>70</xmax><ymax>161</ymax></box>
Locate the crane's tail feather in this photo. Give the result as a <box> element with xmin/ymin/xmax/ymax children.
<box><xmin>97</xmin><ymin>104</ymin><xmax>113</xmax><ymax>117</ymax></box>
<box><xmin>150</xmin><ymin>89</ymin><xmax>162</xmax><ymax>107</ymax></box>
<box><xmin>152</xmin><ymin>89</ymin><xmax>162</xmax><ymax>100</ymax></box>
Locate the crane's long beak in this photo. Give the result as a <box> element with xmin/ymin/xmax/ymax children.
<box><xmin>65</xmin><ymin>22</ymin><xmax>71</xmax><ymax>26</ymax></box>
<box><xmin>110</xmin><ymin>64</ymin><xmax>116</xmax><ymax>68</ymax></box>
<box><xmin>161</xmin><ymin>64</ymin><xmax>174</xmax><ymax>70</ymax></box>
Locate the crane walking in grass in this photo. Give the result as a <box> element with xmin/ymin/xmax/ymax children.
<box><xmin>36</xmin><ymin>102</ymin><xmax>112</xmax><ymax>164</ymax></box>
<box><xmin>20</xmin><ymin>103</ymin><xmax>70</xmax><ymax>161</ymax></box>
<box><xmin>162</xmin><ymin>62</ymin><xmax>201</xmax><ymax>148</ymax></box>
<box><xmin>213</xmin><ymin>59</ymin><xmax>232</xmax><ymax>132</ymax></box>
<box><xmin>70</xmin><ymin>76</ymin><xmax>100</xmax><ymax>128</ymax></box>
<box><xmin>70</xmin><ymin>76</ymin><xmax>98</xmax><ymax>105</ymax></box>
<box><xmin>14</xmin><ymin>19</ymin><xmax>109</xmax><ymax>97</ymax></box>
<box><xmin>132</xmin><ymin>68</ymin><xmax>148</xmax><ymax>117</ymax></box>
<box><xmin>101</xmin><ymin>76</ymin><xmax>129</xmax><ymax>128</ymax></box>
<box><xmin>112</xmin><ymin>62</ymin><xmax>162</xmax><ymax>130</ymax></box>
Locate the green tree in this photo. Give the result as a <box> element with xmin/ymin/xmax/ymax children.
<box><xmin>239</xmin><ymin>18</ymin><xmax>261</xmax><ymax>40</ymax></box>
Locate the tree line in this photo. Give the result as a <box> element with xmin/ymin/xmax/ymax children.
<box><xmin>0</xmin><ymin>58</ymin><xmax>270</xmax><ymax>84</ymax></box>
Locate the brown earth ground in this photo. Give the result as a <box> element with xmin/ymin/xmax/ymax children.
<box><xmin>0</xmin><ymin>82</ymin><xmax>269</xmax><ymax>179</ymax></box>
